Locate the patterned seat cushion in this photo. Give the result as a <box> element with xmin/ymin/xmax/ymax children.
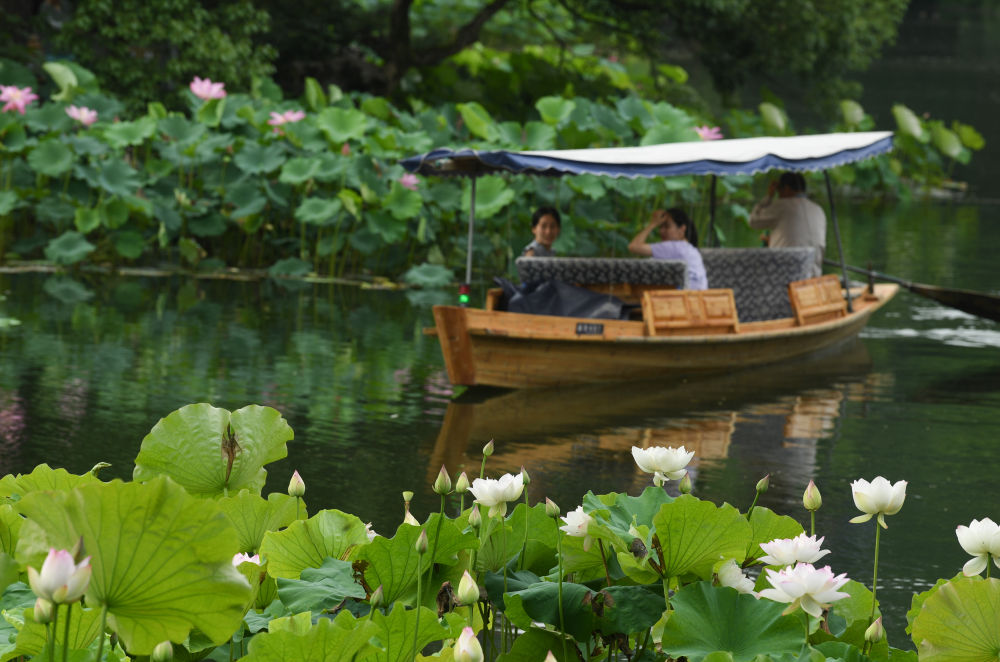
<box><xmin>515</xmin><ymin>257</ymin><xmax>689</xmax><ymax>288</ymax></box>
<box><xmin>701</xmin><ymin>247</ymin><xmax>817</xmax><ymax>322</ymax></box>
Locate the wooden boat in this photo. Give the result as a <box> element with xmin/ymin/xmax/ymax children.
<box><xmin>402</xmin><ymin>132</ymin><xmax>899</xmax><ymax>389</ymax></box>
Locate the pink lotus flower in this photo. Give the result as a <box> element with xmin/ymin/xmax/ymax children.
<box><xmin>232</xmin><ymin>552</ymin><xmax>261</xmax><ymax>566</ymax></box>
<box><xmin>66</xmin><ymin>105</ymin><xmax>98</xmax><ymax>127</ymax></box>
<box><xmin>0</xmin><ymin>86</ymin><xmax>39</xmax><ymax>114</ymax></box>
<box><xmin>189</xmin><ymin>76</ymin><xmax>226</xmax><ymax>101</ymax></box>
<box><xmin>399</xmin><ymin>173</ymin><xmax>419</xmax><ymax>191</ymax></box>
<box><xmin>267</xmin><ymin>110</ymin><xmax>305</xmax><ymax>130</ymax></box>
<box><xmin>27</xmin><ymin>548</ymin><xmax>91</xmax><ymax>604</ymax></box>
<box><xmin>341</xmin><ymin>142</ymin><xmax>351</xmax><ymax>156</ymax></box>
<box><xmin>695</xmin><ymin>125</ymin><xmax>723</xmax><ymax>141</ymax></box>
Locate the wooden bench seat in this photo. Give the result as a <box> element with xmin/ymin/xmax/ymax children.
<box><xmin>641</xmin><ymin>288</ymin><xmax>740</xmax><ymax>336</ymax></box>
<box><xmin>788</xmin><ymin>275</ymin><xmax>847</xmax><ymax>326</ymax></box>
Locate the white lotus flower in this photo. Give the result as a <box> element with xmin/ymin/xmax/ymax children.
<box><xmin>631</xmin><ymin>445</ymin><xmax>694</xmax><ymax>486</ymax></box>
<box><xmin>27</xmin><ymin>548</ymin><xmax>91</xmax><ymax>604</ymax></box>
<box><xmin>560</xmin><ymin>506</ymin><xmax>594</xmax><ymax>551</ymax></box>
<box><xmin>758</xmin><ymin>562</ymin><xmax>850</xmax><ymax>618</ymax></box>
<box><xmin>956</xmin><ymin>517</ymin><xmax>1000</xmax><ymax>576</ymax></box>
<box><xmin>850</xmin><ymin>476</ymin><xmax>907</xmax><ymax>528</ymax></box>
<box><xmin>759</xmin><ymin>533</ymin><xmax>831</xmax><ymax>567</ymax></box>
<box><xmin>469</xmin><ymin>473</ymin><xmax>524</xmax><ymax>517</ymax></box>
<box><xmin>717</xmin><ymin>559</ymin><xmax>756</xmax><ymax>595</ymax></box>
<box><xmin>454</xmin><ymin>626</ymin><xmax>484</xmax><ymax>662</ymax></box>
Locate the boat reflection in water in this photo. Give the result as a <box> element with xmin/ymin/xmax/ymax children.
<box><xmin>427</xmin><ymin>339</ymin><xmax>893</xmax><ymax>506</ymax></box>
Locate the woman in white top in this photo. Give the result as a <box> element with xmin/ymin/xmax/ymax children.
<box><xmin>627</xmin><ymin>208</ymin><xmax>708</xmax><ymax>290</ymax></box>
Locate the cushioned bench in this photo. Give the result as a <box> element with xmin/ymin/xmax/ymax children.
<box><xmin>701</xmin><ymin>247</ymin><xmax>817</xmax><ymax>322</ymax></box>
<box><xmin>515</xmin><ymin>257</ymin><xmax>689</xmax><ymax>290</ymax></box>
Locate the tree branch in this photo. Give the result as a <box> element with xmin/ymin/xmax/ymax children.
<box><xmin>411</xmin><ymin>0</ymin><xmax>514</xmax><ymax>66</ymax></box>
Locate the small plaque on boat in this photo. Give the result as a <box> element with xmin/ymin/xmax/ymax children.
<box><xmin>575</xmin><ymin>323</ymin><xmax>604</xmax><ymax>335</ymax></box>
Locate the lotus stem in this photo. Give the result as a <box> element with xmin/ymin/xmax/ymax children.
<box><xmin>49</xmin><ymin>607</ymin><xmax>58</xmax><ymax>662</ymax></box>
<box><xmin>810</xmin><ymin>511</ymin><xmax>816</xmax><ymax>537</ymax></box>
<box><xmin>425</xmin><ymin>494</ymin><xmax>446</xmax><ymax>602</ymax></box>
<box><xmin>864</xmin><ymin>524</ymin><xmax>882</xmax><ymax>654</ymax></box>
<box><xmin>94</xmin><ymin>605</ymin><xmax>107</xmax><ymax>662</ymax></box>
<box><xmin>62</xmin><ymin>603</ymin><xmax>71</xmax><ymax>662</ymax></box>
<box><xmin>598</xmin><ymin>539</ymin><xmax>612</xmax><ymax>587</ymax></box>
<box><xmin>518</xmin><ymin>492</ymin><xmax>529</xmax><ymax>571</ymax></box>
<box><xmin>412</xmin><ymin>566</ymin><xmax>422</xmax><ymax>662</ymax></box>
<box><xmin>46</xmin><ymin>619</ymin><xmax>54</xmax><ymax>662</ymax></box>
<box><xmin>746</xmin><ymin>491</ymin><xmax>760</xmax><ymax>520</ymax></box>
<box><xmin>556</xmin><ymin>532</ymin><xmax>568</xmax><ymax>662</ymax></box>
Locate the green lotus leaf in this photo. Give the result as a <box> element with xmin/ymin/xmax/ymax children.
<box><xmin>521</xmin><ymin>121</ymin><xmax>555</xmax><ymax>149</ymax></box>
<box><xmin>362</xmin><ymin>209</ymin><xmax>404</xmax><ymax>243</ymax></box>
<box><xmin>218</xmin><ymin>490</ymin><xmax>301</xmax><ymax>554</ymax></box>
<box><xmin>496</xmin><ymin>120</ymin><xmax>522</xmax><ymax>147</ymax></box>
<box><xmin>905</xmin><ymin>576</ymin><xmax>951</xmax><ymax>634</ymax></box>
<box><xmin>0</xmin><ymin>583</ymin><xmax>36</xmax><ymax>659</ymax></box>
<box><xmin>268</xmin><ymin>257</ymin><xmax>312</xmax><ymax>279</ymax></box>
<box><xmin>759</xmin><ymin>102</ymin><xmax>787</xmax><ymax>133</ymax></box>
<box><xmin>97</xmin><ymin>159</ymin><xmax>141</xmax><ymax>197</ymax></box>
<box><xmin>67</xmin><ymin>134</ymin><xmax>108</xmax><ymax>157</ymax></box>
<box><xmin>354</xmin><ymin>516</ymin><xmax>477</xmax><ymax>605</ymax></box>
<box><xmin>567</xmin><ymin>175</ymin><xmax>606</xmax><ymax>200</ymax></box>
<box><xmin>102</xmin><ymin>116</ymin><xmax>157</xmax><ymax>149</ymax></box>
<box><xmin>15</xmin><ymin>602</ymin><xmax>103</xmax><ymax>659</ymax></box>
<box><xmin>188</xmin><ymin>212</ymin><xmax>228</xmax><ymax>237</ymax></box>
<box><xmin>27</xmin><ymin>139</ymin><xmax>74</xmax><ymax>177</ymax></box>
<box><xmin>383</xmin><ymin>182</ymin><xmax>421</xmax><ymax>221</ymax></box>
<box><xmin>496</xmin><ymin>626</ymin><xmax>575</xmax><ymax>662</ymax></box>
<box><xmin>0</xmin><ymin>464</ymin><xmax>99</xmax><ymax>503</ymax></box>
<box><xmin>954</xmin><ymin>122</ymin><xmax>985</xmax><ymax>150</ymax></box>
<box><xmin>840</xmin><ymin>100</ymin><xmax>865</xmax><ymax>127</ymax></box>
<box><xmin>43</xmin><ymin>61</ymin><xmax>78</xmax><ymax>100</ymax></box>
<box><xmin>0</xmin><ymin>122</ymin><xmax>28</xmax><ymax>152</ymax></box>
<box><xmin>16</xmin><ymin>476</ymin><xmax>252</xmax><ymax>655</ymax></box>
<box><xmin>461</xmin><ymin>175</ymin><xmax>514</xmax><ymax>219</ymax></box>
<box><xmin>280</xmin><ymin>157</ymin><xmax>322</xmax><ymax>185</ymax></box>
<box><xmin>259</xmin><ymin>509</ymin><xmax>369</xmax><ymax>579</ymax></box>
<box><xmin>244</xmin><ymin>607</ymin><xmax>379</xmax><ymax>661</ymax></box>
<box><xmin>483</xmin><ymin>568</ymin><xmax>542</xmax><ymax>608</ymax></box>
<box><xmin>747</xmin><ymin>507</ymin><xmax>804</xmax><ymax>562</ymax></box>
<box><xmin>158</xmin><ymin>116</ymin><xmax>206</xmax><ymax>144</ymax></box>
<box><xmin>132</xmin><ymin>403</ymin><xmax>294</xmax><ymax>497</ymax></box>
<box><xmin>0</xmin><ymin>191</ymin><xmax>19</xmax><ymax>216</ymax></box>
<box><xmin>193</xmin><ymin>133</ymin><xmax>234</xmax><ymax>164</ymax></box>
<box><xmin>25</xmin><ymin>103</ymin><xmax>74</xmax><ymax>133</ymax></box>
<box><xmin>812</xmin><ymin>641</ymin><xmax>873</xmax><ymax>662</ymax></box>
<box><xmin>808</xmin><ymin>580</ymin><xmax>884</xmax><ymax>656</ymax></box>
<box><xmin>197</xmin><ymin>97</ymin><xmax>225</xmax><ymax>127</ymax></box>
<box><xmin>536</xmin><ymin>96</ymin><xmax>576</xmax><ymax>126</ymax></box>
<box><xmin>888</xmin><ymin>648</ymin><xmax>919</xmax><ymax>662</ymax></box>
<box><xmin>315</xmin><ymin>107</ymin><xmax>368</xmax><ymax>143</ymax></box>
<box><xmin>225</xmin><ymin>181</ymin><xmax>268</xmax><ymax>219</ymax></box>
<box><xmin>931</xmin><ymin>124</ymin><xmax>963</xmax><ymax>159</ymax></box>
<box><xmin>113</xmin><ymin>230</ymin><xmax>145</xmax><ymax>259</ymax></box>
<box><xmin>371</xmin><ymin>603</ymin><xmax>463</xmax><ymax>662</ymax></box>
<box><xmin>555</xmin><ymin>527</ymin><xmax>608</xmax><ymax>582</ymax></box>
<box><xmin>100</xmin><ymin>197</ymin><xmax>129</xmax><ymax>229</ymax></box>
<box><xmin>457</xmin><ymin>101</ymin><xmax>498</xmax><ymax>141</ymax></box>
<box><xmin>304</xmin><ymin>77</ymin><xmax>326</xmax><ymax>111</ymax></box>
<box><xmin>42</xmin><ymin>276</ymin><xmax>94</xmax><ymax>304</ymax></box>
<box><xmin>233</xmin><ymin>142</ymin><xmax>286</xmax><ymax>175</ymax></box>
<box><xmin>295</xmin><ymin>196</ymin><xmax>342</xmax><ymax>226</ymax></box>
<box><xmin>44</xmin><ymin>231</ymin><xmax>95</xmax><ymax>265</ymax></box>
<box><xmin>0</xmin><ymin>505</ymin><xmax>22</xmax><ymax>556</ymax></box>
<box><xmin>661</xmin><ymin>582</ymin><xmax>803</xmax><ymax>662</ymax></box>
<box><xmin>641</xmin><ymin>123</ymin><xmax>693</xmax><ymax>146</ymax></box>
<box><xmin>584</xmin><ymin>486</ymin><xmax>675</xmax><ymax>541</ymax></box>
<box><xmin>911</xmin><ymin>576</ymin><xmax>1000</xmax><ymax>662</ymax></box>
<box><xmin>652</xmin><ymin>495</ymin><xmax>752</xmax><ymax>579</ymax></box>
<box><xmin>892</xmin><ymin>104</ymin><xmax>924</xmax><ymax>140</ymax></box>
<box><xmin>276</xmin><ymin>557</ymin><xmax>366</xmax><ymax>612</ymax></box>
<box><xmin>616</xmin><ymin>96</ymin><xmax>653</xmax><ymax>131</ymax></box>
<box><xmin>401</xmin><ymin>263</ymin><xmax>453</xmax><ymax>288</ymax></box>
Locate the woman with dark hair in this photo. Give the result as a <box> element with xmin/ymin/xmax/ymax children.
<box><xmin>521</xmin><ymin>206</ymin><xmax>561</xmax><ymax>257</ymax></box>
<box><xmin>627</xmin><ymin>208</ymin><xmax>707</xmax><ymax>290</ymax></box>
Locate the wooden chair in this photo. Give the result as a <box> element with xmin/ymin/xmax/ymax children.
<box><xmin>788</xmin><ymin>275</ymin><xmax>847</xmax><ymax>326</ymax></box>
<box><xmin>641</xmin><ymin>289</ymin><xmax>740</xmax><ymax>336</ymax></box>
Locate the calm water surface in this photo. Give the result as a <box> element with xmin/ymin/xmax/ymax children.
<box><xmin>0</xmin><ymin>201</ymin><xmax>997</xmax><ymax>646</ymax></box>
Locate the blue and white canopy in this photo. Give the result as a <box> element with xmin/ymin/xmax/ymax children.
<box><xmin>400</xmin><ymin>131</ymin><xmax>894</xmax><ymax>179</ymax></box>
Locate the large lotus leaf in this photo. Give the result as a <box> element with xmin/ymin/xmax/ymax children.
<box><xmin>97</xmin><ymin>159</ymin><xmax>141</xmax><ymax>197</ymax></box>
<box><xmin>905</xmin><ymin>576</ymin><xmax>951</xmax><ymax>634</ymax></box>
<box><xmin>371</xmin><ymin>602</ymin><xmax>464</xmax><ymax>662</ymax></box>
<box><xmin>27</xmin><ymin>139</ymin><xmax>74</xmax><ymax>177</ymax></box>
<box><xmin>501</xmin><ymin>502</ymin><xmax>559</xmax><ymax>573</ymax></box>
<box><xmin>747</xmin><ymin>507</ymin><xmax>804</xmax><ymax>562</ymax></box>
<box><xmin>132</xmin><ymin>403</ymin><xmax>293</xmax><ymax>497</ymax></box>
<box><xmin>584</xmin><ymin>487</ymin><xmax>675</xmax><ymax>540</ymax></box>
<box><xmin>616</xmin><ymin>96</ymin><xmax>654</xmax><ymax>131</ymax></box>
<box><xmin>101</xmin><ymin>197</ymin><xmax>130</xmax><ymax>229</ymax></box>
<box><xmin>456</xmin><ymin>102</ymin><xmax>499</xmax><ymax>142</ymax></box>
<box><xmin>218</xmin><ymin>490</ymin><xmax>300</xmax><ymax>554</ymax></box>
<box><xmin>103</xmin><ymin>116</ymin><xmax>157</xmax><ymax>149</ymax></box>
<box><xmin>42</xmin><ymin>276</ymin><xmax>94</xmax><ymax>304</ymax></box>
<box><xmin>276</xmin><ymin>557</ymin><xmax>366</xmax><ymax>612</ymax></box>
<box><xmin>242</xmin><ymin>609</ymin><xmax>378</xmax><ymax>661</ymax></box>
<box><xmin>484</xmin><ymin>568</ymin><xmax>541</xmax><ymax>608</ymax></box>
<box><xmin>496</xmin><ymin>627</ymin><xmax>576</xmax><ymax>662</ymax></box>
<box><xmin>315</xmin><ymin>107</ymin><xmax>368</xmax><ymax>143</ymax></box>
<box><xmin>461</xmin><ymin>175</ymin><xmax>514</xmax><ymax>219</ymax></box>
<box><xmin>522</xmin><ymin>121</ymin><xmax>556</xmax><ymax>149</ymax></box>
<box><xmin>0</xmin><ymin>583</ymin><xmax>35</xmax><ymax>660</ymax></box>
<box><xmin>233</xmin><ymin>142</ymin><xmax>286</xmax><ymax>175</ymax></box>
<box><xmin>188</xmin><ymin>212</ymin><xmax>228</xmax><ymax>237</ymax></box>
<box><xmin>401</xmin><ymin>263</ymin><xmax>453</xmax><ymax>288</ymax></box>
<box><xmin>0</xmin><ymin>464</ymin><xmax>99</xmax><ymax>501</ymax></box>
<box><xmin>812</xmin><ymin>641</ymin><xmax>871</xmax><ymax>662</ymax></box>
<box><xmin>954</xmin><ymin>121</ymin><xmax>986</xmax><ymax>150</ymax></box>
<box><xmin>280</xmin><ymin>156</ymin><xmax>322</xmax><ymax>185</ymax></box>
<box><xmin>259</xmin><ymin>509</ymin><xmax>369</xmax><ymax>579</ymax></box>
<box><xmin>225</xmin><ymin>181</ymin><xmax>268</xmax><ymax>219</ymax></box>
<box><xmin>840</xmin><ymin>100</ymin><xmax>865</xmax><ymax>127</ymax></box>
<box><xmin>44</xmin><ymin>230</ymin><xmax>94</xmax><ymax>265</ymax></box>
<box><xmin>652</xmin><ymin>495</ymin><xmax>752</xmax><ymax>580</ymax></box>
<box><xmin>931</xmin><ymin>124</ymin><xmax>963</xmax><ymax>159</ymax></box>
<box><xmin>196</xmin><ymin>97</ymin><xmax>225</xmax><ymax>127</ymax></box>
<box><xmin>15</xmin><ymin>602</ymin><xmax>102</xmax><ymax>658</ymax></box>
<box><xmin>555</xmin><ymin>528</ymin><xmax>609</xmax><ymax>583</ymax></box>
<box><xmin>113</xmin><ymin>230</ymin><xmax>145</xmax><ymax>259</ymax></box>
<box><xmin>0</xmin><ymin>191</ymin><xmax>19</xmax><ymax>216</ymax></box>
<box><xmin>0</xmin><ymin>123</ymin><xmax>27</xmax><ymax>152</ymax></box>
<box><xmin>809</xmin><ymin>580</ymin><xmax>885</xmax><ymax>657</ymax></box>
<box><xmin>567</xmin><ymin>175</ymin><xmax>606</xmax><ymax>200</ymax></box>
<box><xmin>892</xmin><ymin>104</ymin><xmax>924</xmax><ymax>140</ymax></box>
<box><xmin>15</xmin><ymin>476</ymin><xmax>252</xmax><ymax>654</ymax></box>
<box><xmin>0</xmin><ymin>506</ymin><xmax>22</xmax><ymax>555</ymax></box>
<box><xmin>536</xmin><ymin>96</ymin><xmax>576</xmax><ymax>126</ymax></box>
<box><xmin>888</xmin><ymin>648</ymin><xmax>919</xmax><ymax>662</ymax></box>
<box><xmin>661</xmin><ymin>582</ymin><xmax>803</xmax><ymax>662</ymax></box>
<box><xmin>354</xmin><ymin>516</ymin><xmax>477</xmax><ymax>605</ymax></box>
<box><xmin>295</xmin><ymin>196</ymin><xmax>342</xmax><ymax>226</ymax></box>
<box><xmin>268</xmin><ymin>257</ymin><xmax>311</xmax><ymax>279</ymax></box>
<box><xmin>911</xmin><ymin>576</ymin><xmax>1000</xmax><ymax>662</ymax></box>
<box><xmin>384</xmin><ymin>182</ymin><xmax>422</xmax><ymax>220</ymax></box>
<box><xmin>158</xmin><ymin>116</ymin><xmax>205</xmax><ymax>144</ymax></box>
<box><xmin>759</xmin><ymin>102</ymin><xmax>787</xmax><ymax>133</ymax></box>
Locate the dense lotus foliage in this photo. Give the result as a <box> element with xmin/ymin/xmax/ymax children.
<box><xmin>0</xmin><ymin>402</ymin><xmax>996</xmax><ymax>661</ymax></box>
<box><xmin>0</xmin><ymin>62</ymin><xmax>984</xmax><ymax>284</ymax></box>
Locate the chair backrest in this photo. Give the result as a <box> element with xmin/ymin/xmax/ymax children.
<box><xmin>641</xmin><ymin>288</ymin><xmax>739</xmax><ymax>336</ymax></box>
<box><xmin>700</xmin><ymin>247</ymin><xmax>817</xmax><ymax>322</ymax></box>
<box><xmin>515</xmin><ymin>257</ymin><xmax>688</xmax><ymax>289</ymax></box>
<box><xmin>788</xmin><ymin>275</ymin><xmax>847</xmax><ymax>326</ymax></box>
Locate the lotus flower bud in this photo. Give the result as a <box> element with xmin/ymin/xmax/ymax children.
<box><xmin>402</xmin><ymin>491</ymin><xmax>414</xmax><ymax>503</ymax></box>
<box><xmin>152</xmin><ymin>640</ymin><xmax>174</xmax><ymax>662</ymax></box>
<box><xmin>28</xmin><ymin>548</ymin><xmax>91</xmax><ymax>604</ymax></box>
<box><xmin>756</xmin><ymin>474</ymin><xmax>770</xmax><ymax>494</ymax></box>
<box><xmin>520</xmin><ymin>466</ymin><xmax>530</xmax><ymax>486</ymax></box>
<box><xmin>457</xmin><ymin>570</ymin><xmax>479</xmax><ymax>606</ymax></box>
<box><xmin>370</xmin><ymin>584</ymin><xmax>384</xmax><ymax>608</ymax></box>
<box><xmin>416</xmin><ymin>529</ymin><xmax>428</xmax><ymax>554</ymax></box>
<box><xmin>864</xmin><ymin>616</ymin><xmax>884</xmax><ymax>643</ymax></box>
<box><xmin>468</xmin><ymin>505</ymin><xmax>482</xmax><ymax>529</ymax></box>
<box><xmin>404</xmin><ymin>510</ymin><xmax>419</xmax><ymax>526</ymax></box>
<box><xmin>482</xmin><ymin>440</ymin><xmax>494</xmax><ymax>457</ymax></box>
<box><xmin>803</xmin><ymin>480</ymin><xmax>822</xmax><ymax>512</ymax></box>
<box><xmin>545</xmin><ymin>497</ymin><xmax>560</xmax><ymax>518</ymax></box>
<box><xmin>455</xmin><ymin>626</ymin><xmax>484</xmax><ymax>662</ymax></box>
<box><xmin>455</xmin><ymin>472</ymin><xmax>470</xmax><ymax>494</ymax></box>
<box><xmin>544</xmin><ymin>653</ymin><xmax>557</xmax><ymax>662</ymax></box>
<box><xmin>433</xmin><ymin>466</ymin><xmax>453</xmax><ymax>495</ymax></box>
<box><xmin>679</xmin><ymin>472</ymin><xmax>692</xmax><ymax>495</ymax></box>
<box><xmin>33</xmin><ymin>598</ymin><xmax>54</xmax><ymax>624</ymax></box>
<box><xmin>287</xmin><ymin>470</ymin><xmax>305</xmax><ymax>497</ymax></box>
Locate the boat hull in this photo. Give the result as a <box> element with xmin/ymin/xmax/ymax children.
<box><xmin>432</xmin><ymin>284</ymin><xmax>898</xmax><ymax>388</ymax></box>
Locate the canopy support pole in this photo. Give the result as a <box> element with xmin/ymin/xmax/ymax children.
<box><xmin>462</xmin><ymin>178</ymin><xmax>477</xmax><ymax>306</ymax></box>
<box><xmin>824</xmin><ymin>170</ymin><xmax>853</xmax><ymax>313</ymax></box>
<box><xmin>707</xmin><ymin>175</ymin><xmax>717</xmax><ymax>247</ymax></box>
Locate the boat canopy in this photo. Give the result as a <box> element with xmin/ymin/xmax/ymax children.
<box><xmin>400</xmin><ymin>131</ymin><xmax>894</xmax><ymax>179</ymax></box>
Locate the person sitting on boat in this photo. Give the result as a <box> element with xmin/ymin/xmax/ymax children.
<box><xmin>748</xmin><ymin>172</ymin><xmax>826</xmax><ymax>277</ymax></box>
<box><xmin>627</xmin><ymin>208</ymin><xmax>708</xmax><ymax>290</ymax></box>
<box><xmin>521</xmin><ymin>207</ymin><xmax>561</xmax><ymax>257</ymax></box>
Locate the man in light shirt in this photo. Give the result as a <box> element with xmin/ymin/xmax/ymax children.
<box><xmin>749</xmin><ymin>172</ymin><xmax>826</xmax><ymax>277</ymax></box>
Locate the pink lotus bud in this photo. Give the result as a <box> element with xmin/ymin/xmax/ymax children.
<box><xmin>803</xmin><ymin>480</ymin><xmax>822</xmax><ymax>512</ymax></box>
<box><xmin>27</xmin><ymin>548</ymin><xmax>91</xmax><ymax>604</ymax></box>
<box><xmin>287</xmin><ymin>470</ymin><xmax>305</xmax><ymax>497</ymax></box>
<box><xmin>865</xmin><ymin>616</ymin><xmax>884</xmax><ymax>643</ymax></box>
<box><xmin>433</xmin><ymin>465</ymin><xmax>452</xmax><ymax>495</ymax></box>
<box><xmin>341</xmin><ymin>143</ymin><xmax>351</xmax><ymax>156</ymax></box>
<box><xmin>545</xmin><ymin>497</ymin><xmax>560</xmax><ymax>518</ymax></box>
<box><xmin>455</xmin><ymin>626</ymin><xmax>484</xmax><ymax>662</ymax></box>
<box><xmin>455</xmin><ymin>472</ymin><xmax>470</xmax><ymax>494</ymax></box>
<box><xmin>468</xmin><ymin>505</ymin><xmax>482</xmax><ymax>529</ymax></box>
<box><xmin>415</xmin><ymin>529</ymin><xmax>428</xmax><ymax>554</ymax></box>
<box><xmin>756</xmin><ymin>474</ymin><xmax>770</xmax><ymax>494</ymax></box>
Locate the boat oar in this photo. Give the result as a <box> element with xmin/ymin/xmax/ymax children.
<box><xmin>826</xmin><ymin>260</ymin><xmax>1000</xmax><ymax>323</ymax></box>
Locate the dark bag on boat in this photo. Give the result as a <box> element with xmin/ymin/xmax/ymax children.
<box><xmin>494</xmin><ymin>277</ymin><xmax>626</xmax><ymax>320</ymax></box>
